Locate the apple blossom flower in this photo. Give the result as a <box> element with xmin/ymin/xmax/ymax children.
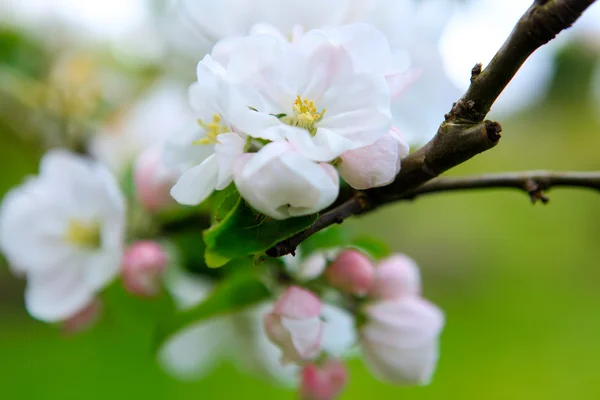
<box><xmin>122</xmin><ymin>241</ymin><xmax>169</xmax><ymax>298</ymax></box>
<box><xmin>233</xmin><ymin>141</ymin><xmax>339</xmax><ymax>220</ymax></box>
<box><xmin>264</xmin><ymin>286</ymin><xmax>325</xmax><ymax>365</ymax></box>
<box><xmin>300</xmin><ymin>359</ymin><xmax>348</xmax><ymax>400</ymax></box>
<box><xmin>360</xmin><ymin>297</ymin><xmax>444</xmax><ymax>385</ymax></box>
<box><xmin>0</xmin><ymin>150</ymin><xmax>125</xmax><ymax>322</ymax></box>
<box><xmin>221</xmin><ymin>33</ymin><xmax>392</xmax><ymax>162</ymax></box>
<box><xmin>169</xmin><ymin>56</ymin><xmax>250</xmax><ymax>206</ymax></box>
<box><xmin>325</xmin><ymin>249</ymin><xmax>374</xmax><ymax>296</ymax></box>
<box><xmin>338</xmin><ymin>126</ymin><xmax>409</xmax><ymax>190</ymax></box>
<box><xmin>177</xmin><ymin>0</ymin><xmax>460</xmax><ymax>145</ymax></box>
<box><xmin>369</xmin><ymin>253</ymin><xmax>421</xmax><ymax>300</ymax></box>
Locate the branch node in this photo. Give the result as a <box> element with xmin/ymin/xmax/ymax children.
<box><xmin>484</xmin><ymin>120</ymin><xmax>502</xmax><ymax>142</ymax></box>
<box><xmin>471</xmin><ymin>63</ymin><xmax>483</xmax><ymax>82</ymax></box>
<box><xmin>524</xmin><ymin>179</ymin><xmax>550</xmax><ymax>204</ymax></box>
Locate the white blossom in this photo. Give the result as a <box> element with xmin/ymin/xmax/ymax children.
<box><xmin>169</xmin><ymin>57</ymin><xmax>250</xmax><ymax>206</ymax></box>
<box><xmin>177</xmin><ymin>0</ymin><xmax>460</xmax><ymax>145</ymax></box>
<box><xmin>221</xmin><ymin>32</ymin><xmax>392</xmax><ymax>162</ymax></box>
<box><xmin>233</xmin><ymin>141</ymin><xmax>339</xmax><ymax>220</ymax></box>
<box><xmin>0</xmin><ymin>150</ymin><xmax>125</xmax><ymax>322</ymax></box>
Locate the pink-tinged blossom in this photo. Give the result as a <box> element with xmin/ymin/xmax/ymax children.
<box><xmin>369</xmin><ymin>253</ymin><xmax>421</xmax><ymax>300</ymax></box>
<box><xmin>325</xmin><ymin>249</ymin><xmax>374</xmax><ymax>296</ymax></box>
<box><xmin>264</xmin><ymin>286</ymin><xmax>325</xmax><ymax>365</ymax></box>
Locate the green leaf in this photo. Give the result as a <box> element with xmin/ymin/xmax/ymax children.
<box><xmin>155</xmin><ymin>263</ymin><xmax>270</xmax><ymax>348</ymax></box>
<box><xmin>210</xmin><ymin>183</ymin><xmax>240</xmax><ymax>222</ymax></box>
<box><xmin>301</xmin><ymin>226</ymin><xmax>350</xmax><ymax>255</ymax></box>
<box><xmin>203</xmin><ymin>199</ymin><xmax>318</xmax><ymax>268</ymax></box>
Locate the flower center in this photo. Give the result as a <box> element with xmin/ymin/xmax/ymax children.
<box><xmin>194</xmin><ymin>114</ymin><xmax>229</xmax><ymax>145</ymax></box>
<box><xmin>65</xmin><ymin>219</ymin><xmax>101</xmax><ymax>250</ymax></box>
<box><xmin>282</xmin><ymin>95</ymin><xmax>326</xmax><ymax>136</ymax></box>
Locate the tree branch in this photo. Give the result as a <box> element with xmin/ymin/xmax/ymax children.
<box><xmin>267</xmin><ymin>0</ymin><xmax>597</xmax><ymax>258</ymax></box>
<box><xmin>405</xmin><ymin>171</ymin><xmax>600</xmax><ymax>203</ymax></box>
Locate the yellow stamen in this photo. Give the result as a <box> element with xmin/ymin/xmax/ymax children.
<box><xmin>282</xmin><ymin>95</ymin><xmax>326</xmax><ymax>136</ymax></box>
<box><xmin>65</xmin><ymin>219</ymin><xmax>101</xmax><ymax>250</ymax></box>
<box><xmin>194</xmin><ymin>114</ymin><xmax>229</xmax><ymax>145</ymax></box>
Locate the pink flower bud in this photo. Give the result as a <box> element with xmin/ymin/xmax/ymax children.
<box><xmin>360</xmin><ymin>297</ymin><xmax>444</xmax><ymax>385</ymax></box>
<box><xmin>134</xmin><ymin>146</ymin><xmax>179</xmax><ymax>212</ymax></box>
<box><xmin>264</xmin><ymin>286</ymin><xmax>324</xmax><ymax>365</ymax></box>
<box><xmin>62</xmin><ymin>299</ymin><xmax>102</xmax><ymax>334</ymax></box>
<box><xmin>122</xmin><ymin>241</ymin><xmax>168</xmax><ymax>297</ymax></box>
<box><xmin>369</xmin><ymin>254</ymin><xmax>421</xmax><ymax>300</ymax></box>
<box><xmin>300</xmin><ymin>359</ymin><xmax>348</xmax><ymax>400</ymax></box>
<box><xmin>325</xmin><ymin>250</ymin><xmax>374</xmax><ymax>296</ymax></box>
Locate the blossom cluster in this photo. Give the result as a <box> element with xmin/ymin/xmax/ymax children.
<box><xmin>166</xmin><ymin>23</ymin><xmax>410</xmax><ymax>219</ymax></box>
<box><xmin>263</xmin><ymin>250</ymin><xmax>444</xmax><ymax>398</ymax></box>
<box><xmin>0</xmin><ymin>5</ymin><xmax>447</xmax><ymax>400</ymax></box>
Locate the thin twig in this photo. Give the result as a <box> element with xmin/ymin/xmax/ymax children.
<box><xmin>266</xmin><ymin>0</ymin><xmax>597</xmax><ymax>258</ymax></box>
<box><xmin>404</xmin><ymin>171</ymin><xmax>600</xmax><ymax>204</ymax></box>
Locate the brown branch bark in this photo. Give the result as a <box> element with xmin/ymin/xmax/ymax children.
<box><xmin>267</xmin><ymin>0</ymin><xmax>597</xmax><ymax>258</ymax></box>
<box><xmin>404</xmin><ymin>171</ymin><xmax>600</xmax><ymax>203</ymax></box>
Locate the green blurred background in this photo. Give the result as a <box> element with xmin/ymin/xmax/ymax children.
<box><xmin>2</xmin><ymin>8</ymin><xmax>600</xmax><ymax>400</ymax></box>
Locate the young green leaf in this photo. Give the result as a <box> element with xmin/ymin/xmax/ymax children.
<box><xmin>203</xmin><ymin>199</ymin><xmax>318</xmax><ymax>268</ymax></box>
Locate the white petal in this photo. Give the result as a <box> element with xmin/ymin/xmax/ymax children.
<box><xmin>162</xmin><ymin>125</ymin><xmax>212</xmax><ymax>171</ymax></box>
<box><xmin>214</xmin><ymin>133</ymin><xmax>246</xmax><ymax>190</ymax></box>
<box><xmin>170</xmin><ymin>155</ymin><xmax>218</xmax><ymax>206</ymax></box>
<box><xmin>83</xmin><ymin>249</ymin><xmax>122</xmax><ymax>291</ymax></box>
<box><xmin>163</xmin><ymin>266</ymin><xmax>214</xmax><ymax>310</ymax></box>
<box><xmin>320</xmin><ymin>73</ymin><xmax>391</xmax><ymax>146</ymax></box>
<box><xmin>321</xmin><ymin>304</ymin><xmax>357</xmax><ymax>357</ymax></box>
<box><xmin>234</xmin><ymin>142</ymin><xmax>339</xmax><ymax>219</ymax></box>
<box><xmin>360</xmin><ymin>297</ymin><xmax>445</xmax><ymax>385</ymax></box>
<box><xmin>338</xmin><ymin>128</ymin><xmax>408</xmax><ymax>189</ymax></box>
<box><xmin>25</xmin><ymin>266</ymin><xmax>94</xmax><ymax>322</ymax></box>
<box><xmin>363</xmin><ymin>298</ymin><xmax>444</xmax><ymax>348</ymax></box>
<box><xmin>285</xmin><ymin>126</ymin><xmax>358</xmax><ymax>162</ymax></box>
<box><xmin>0</xmin><ymin>183</ymin><xmax>70</xmax><ymax>274</ymax></box>
<box><xmin>362</xmin><ymin>337</ymin><xmax>439</xmax><ymax>385</ymax></box>
<box><xmin>158</xmin><ymin>318</ymin><xmax>227</xmax><ymax>381</ymax></box>
<box><xmin>231</xmin><ymin>303</ymin><xmax>299</xmax><ymax>386</ymax></box>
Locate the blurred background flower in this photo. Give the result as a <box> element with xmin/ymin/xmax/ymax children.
<box><xmin>1</xmin><ymin>0</ymin><xmax>600</xmax><ymax>399</ymax></box>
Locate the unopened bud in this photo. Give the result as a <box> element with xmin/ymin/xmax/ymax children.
<box><xmin>300</xmin><ymin>359</ymin><xmax>348</xmax><ymax>400</ymax></box>
<box><xmin>264</xmin><ymin>286</ymin><xmax>324</xmax><ymax>365</ymax></box>
<box><xmin>325</xmin><ymin>250</ymin><xmax>374</xmax><ymax>296</ymax></box>
<box><xmin>122</xmin><ymin>241</ymin><xmax>168</xmax><ymax>297</ymax></box>
<box><xmin>369</xmin><ymin>254</ymin><xmax>421</xmax><ymax>300</ymax></box>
